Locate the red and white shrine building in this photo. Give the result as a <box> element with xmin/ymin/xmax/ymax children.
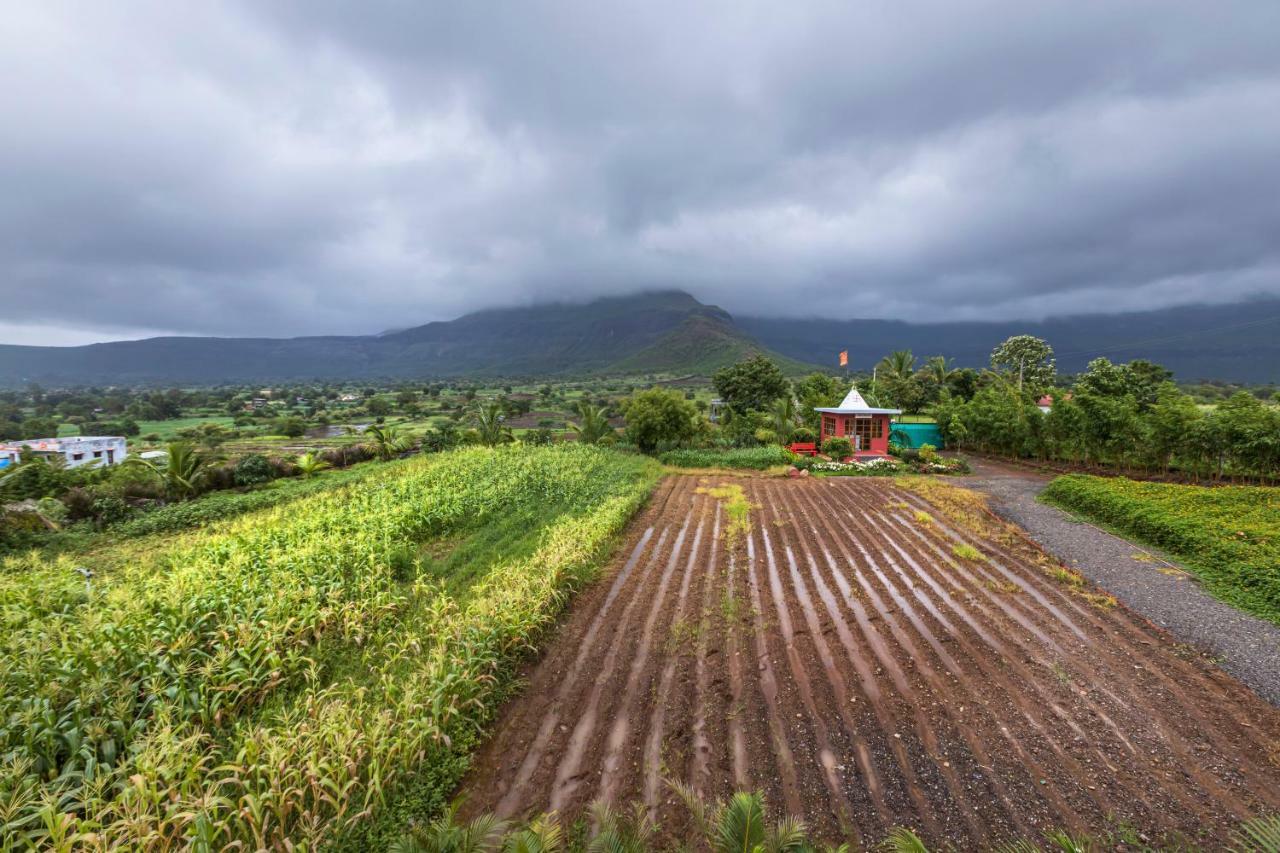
<box><xmin>816</xmin><ymin>388</ymin><xmax>900</xmax><ymax>459</ymax></box>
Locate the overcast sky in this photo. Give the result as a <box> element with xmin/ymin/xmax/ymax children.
<box><xmin>3</xmin><ymin>2</ymin><xmax>1280</xmax><ymax>345</ymax></box>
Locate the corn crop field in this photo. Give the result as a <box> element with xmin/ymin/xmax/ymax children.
<box><xmin>0</xmin><ymin>445</ymin><xmax>661</xmax><ymax>850</ymax></box>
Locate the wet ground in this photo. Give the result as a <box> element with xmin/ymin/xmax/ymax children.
<box><xmin>958</xmin><ymin>454</ymin><xmax>1280</xmax><ymax>706</ymax></box>
<box><xmin>460</xmin><ymin>475</ymin><xmax>1280</xmax><ymax>848</ymax></box>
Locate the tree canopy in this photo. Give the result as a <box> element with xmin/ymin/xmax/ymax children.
<box><xmin>622</xmin><ymin>387</ymin><xmax>697</xmax><ymax>452</ymax></box>
<box><xmin>990</xmin><ymin>335</ymin><xmax>1056</xmax><ymax>394</ymax></box>
<box><xmin>712</xmin><ymin>355</ymin><xmax>789</xmax><ymax>414</ymax></box>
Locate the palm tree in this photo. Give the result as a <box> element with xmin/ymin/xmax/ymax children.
<box><xmin>473</xmin><ymin>402</ymin><xmax>512</xmax><ymax>447</ymax></box>
<box><xmin>126</xmin><ymin>441</ymin><xmax>207</xmax><ymax>500</ymax></box>
<box><xmin>365</xmin><ymin>424</ymin><xmax>412</xmax><ymax>461</ymax></box>
<box><xmin>878</xmin><ymin>349</ymin><xmax>917</xmax><ymax>382</ymax></box>
<box><xmin>923</xmin><ymin>355</ymin><xmax>953</xmax><ymax>386</ymax></box>
<box><xmin>568</xmin><ymin>400</ymin><xmax>612</xmax><ymax>445</ymax></box>
<box><xmin>770</xmin><ymin>397</ymin><xmax>798</xmax><ymax>444</ymax></box>
<box><xmin>294</xmin><ymin>452</ymin><xmax>331</xmax><ymax>479</ymax></box>
<box><xmin>671</xmin><ymin>782</ymin><xmax>817</xmax><ymax>853</ymax></box>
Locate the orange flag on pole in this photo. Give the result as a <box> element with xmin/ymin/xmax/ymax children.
<box><xmin>838</xmin><ymin>350</ymin><xmax>848</xmax><ymax>367</ymax></box>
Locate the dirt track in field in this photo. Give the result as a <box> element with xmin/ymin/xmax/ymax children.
<box><xmin>460</xmin><ymin>476</ymin><xmax>1280</xmax><ymax>847</ymax></box>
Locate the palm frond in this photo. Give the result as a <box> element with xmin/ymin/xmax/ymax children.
<box><xmin>1232</xmin><ymin>815</ymin><xmax>1280</xmax><ymax>853</ymax></box>
<box><xmin>503</xmin><ymin>812</ymin><xmax>563</xmax><ymax>853</ymax></box>
<box><xmin>879</xmin><ymin>827</ymin><xmax>931</xmax><ymax>853</ymax></box>
<box><xmin>713</xmin><ymin>791</ymin><xmax>766</xmax><ymax>853</ymax></box>
<box><xmin>457</xmin><ymin>812</ymin><xmax>510</xmax><ymax>853</ymax></box>
<box><xmin>669</xmin><ymin>779</ymin><xmax>714</xmax><ymax>840</ymax></box>
<box><xmin>991</xmin><ymin>842</ymin><xmax>1041</xmax><ymax>853</ymax></box>
<box><xmin>763</xmin><ymin>815</ymin><xmax>810</xmax><ymax>853</ymax></box>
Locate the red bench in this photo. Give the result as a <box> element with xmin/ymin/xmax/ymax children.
<box><xmin>788</xmin><ymin>442</ymin><xmax>817</xmax><ymax>456</ymax></box>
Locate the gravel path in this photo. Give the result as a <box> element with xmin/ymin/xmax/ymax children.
<box><xmin>957</xmin><ymin>454</ymin><xmax>1280</xmax><ymax>707</ymax></box>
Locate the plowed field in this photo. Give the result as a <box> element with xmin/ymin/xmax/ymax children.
<box><xmin>460</xmin><ymin>476</ymin><xmax>1280</xmax><ymax>846</ymax></box>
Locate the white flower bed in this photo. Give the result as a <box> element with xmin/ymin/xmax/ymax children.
<box><xmin>812</xmin><ymin>457</ymin><xmax>902</xmax><ymax>473</ymax></box>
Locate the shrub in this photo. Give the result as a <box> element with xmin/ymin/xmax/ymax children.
<box><xmin>525</xmin><ymin>428</ymin><xmax>556</xmax><ymax>446</ymax></box>
<box><xmin>91</xmin><ymin>495</ymin><xmax>133</xmax><ymax>525</ymax></box>
<box><xmin>790</xmin><ymin>426</ymin><xmax>816</xmax><ymax>443</ymax></box>
<box><xmin>234</xmin><ymin>454</ymin><xmax>275</xmax><ymax>487</ymax></box>
<box><xmin>822</xmin><ymin>436</ymin><xmax>852</xmax><ymax>459</ymax></box>
<box><xmin>622</xmin><ymin>387</ymin><xmax>698</xmax><ymax>453</ymax></box>
<box><xmin>60</xmin><ymin>486</ymin><xmax>97</xmax><ymax>520</ymax></box>
<box><xmin>919</xmin><ymin>443</ymin><xmax>939</xmax><ymax>463</ymax></box>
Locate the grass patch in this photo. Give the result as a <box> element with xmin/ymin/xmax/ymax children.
<box><xmin>135</xmin><ymin>415</ymin><xmax>237</xmax><ymax>439</ymax></box>
<box><xmin>696</xmin><ymin>482</ymin><xmax>755</xmax><ymax>549</ymax></box>
<box><xmin>1042</xmin><ymin>474</ymin><xmax>1280</xmax><ymax>625</ymax></box>
<box><xmin>660</xmin><ymin>446</ymin><xmax>798</xmax><ymax>470</ymax></box>
<box><xmin>901</xmin><ymin>477</ymin><xmax>1123</xmax><ymax>610</ymax></box>
<box><xmin>913</xmin><ymin>510</ymin><xmax>934</xmax><ymax>525</ymax></box>
<box><xmin>952</xmin><ymin>543</ymin><xmax>984</xmax><ymax>561</ymax></box>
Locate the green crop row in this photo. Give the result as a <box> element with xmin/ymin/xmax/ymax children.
<box><xmin>658</xmin><ymin>445</ymin><xmax>798</xmax><ymax>470</ymax></box>
<box><xmin>1041</xmin><ymin>474</ymin><xmax>1280</xmax><ymax>625</ymax></box>
<box><xmin>0</xmin><ymin>444</ymin><xmax>661</xmax><ymax>850</ymax></box>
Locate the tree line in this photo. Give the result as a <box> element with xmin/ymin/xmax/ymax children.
<box><xmin>928</xmin><ymin>340</ymin><xmax>1280</xmax><ymax>481</ymax></box>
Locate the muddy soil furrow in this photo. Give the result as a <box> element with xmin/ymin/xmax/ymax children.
<box><xmin>742</xmin><ymin>530</ymin><xmax>807</xmax><ymax>818</ymax></box>
<box><xmin>757</xmin><ymin>479</ymin><xmax>998</xmax><ymax>835</ymax></box>
<box><xmin>721</xmin><ymin>544</ymin><xmax>751</xmax><ymax>791</ymax></box>
<box><xmin>892</xmin><ymin>488</ymin><xmax>1280</xmax><ymax>814</ymax></box>
<box><xmin>461</xmin><ymin>475</ymin><xmax>1280</xmax><ymax>848</ymax></box>
<box><xmin>688</xmin><ymin>503</ymin><xmax>722</xmax><ymax>797</ymax></box>
<box><xmin>591</xmin><ymin>493</ymin><xmax>702</xmax><ymax>810</ymax></box>
<box><xmin>798</xmin><ymin>483</ymin><xmax>1096</xmax><ymax>835</ymax></box>
<box><xmin>763</xmin><ymin>481</ymin><xmax>987</xmax><ymax>842</ymax></box>
<box><xmin>638</xmin><ymin>497</ymin><xmax>710</xmax><ymax>816</ymax></box>
<box><xmin>849</xmin><ymin>487</ymin><xmax>1242</xmax><ymax>830</ymax></box>
<box><xmin>468</xmin><ymin>476</ymin><xmax>684</xmax><ymax>818</ymax></box>
<box><xmin>503</xmin><ymin>476</ymin><xmax>696</xmax><ymax>817</ymax></box>
<box><xmin>831</xmin><ymin>485</ymin><xmax>1157</xmax><ymax>829</ymax></box>
<box><xmin>895</xmin><ymin>487</ymin><xmax>1280</xmax><ymax>798</ymax></box>
<box><xmin>784</xmin><ymin>482</ymin><xmax>1048</xmax><ymax>842</ymax></box>
<box><xmin>756</xmin><ymin>518</ymin><xmax>865</xmax><ymax>839</ymax></box>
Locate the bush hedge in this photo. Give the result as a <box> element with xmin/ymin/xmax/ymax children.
<box><xmin>659</xmin><ymin>445</ymin><xmax>798</xmax><ymax>470</ymax></box>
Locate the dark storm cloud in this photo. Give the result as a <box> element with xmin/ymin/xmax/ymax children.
<box><xmin>2</xmin><ymin>1</ymin><xmax>1279</xmax><ymax>344</ymax></box>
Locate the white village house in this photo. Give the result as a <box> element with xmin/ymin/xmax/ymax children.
<box><xmin>0</xmin><ymin>436</ymin><xmax>128</xmax><ymax>470</ymax></box>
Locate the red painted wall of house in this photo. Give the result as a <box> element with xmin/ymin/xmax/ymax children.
<box><xmin>819</xmin><ymin>414</ymin><xmax>892</xmax><ymax>455</ymax></box>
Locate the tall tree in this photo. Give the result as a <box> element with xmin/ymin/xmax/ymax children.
<box><xmin>877</xmin><ymin>349</ymin><xmax>917</xmax><ymax>382</ymax></box>
<box><xmin>712</xmin><ymin>355</ymin><xmax>789</xmax><ymax>414</ymax></box>
<box><xmin>990</xmin><ymin>335</ymin><xmax>1056</xmax><ymax>395</ymax></box>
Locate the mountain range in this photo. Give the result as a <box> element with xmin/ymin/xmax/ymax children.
<box><xmin>3</xmin><ymin>290</ymin><xmax>1278</xmax><ymax>386</ymax></box>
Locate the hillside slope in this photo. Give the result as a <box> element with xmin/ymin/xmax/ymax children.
<box><xmin>0</xmin><ymin>291</ymin><xmax>805</xmax><ymax>385</ymax></box>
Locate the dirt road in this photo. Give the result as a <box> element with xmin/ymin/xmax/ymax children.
<box><xmin>460</xmin><ymin>476</ymin><xmax>1280</xmax><ymax>847</ymax></box>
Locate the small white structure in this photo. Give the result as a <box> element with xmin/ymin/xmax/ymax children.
<box><xmin>0</xmin><ymin>436</ymin><xmax>128</xmax><ymax>469</ymax></box>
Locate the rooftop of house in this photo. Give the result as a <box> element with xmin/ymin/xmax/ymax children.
<box><xmin>0</xmin><ymin>436</ymin><xmax>126</xmax><ymax>450</ymax></box>
<box><xmin>814</xmin><ymin>387</ymin><xmax>902</xmax><ymax>416</ymax></box>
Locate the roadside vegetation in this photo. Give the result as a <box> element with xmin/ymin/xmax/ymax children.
<box><xmin>0</xmin><ymin>444</ymin><xmax>660</xmax><ymax>849</ymax></box>
<box><xmin>1042</xmin><ymin>474</ymin><xmax>1280</xmax><ymax>625</ymax></box>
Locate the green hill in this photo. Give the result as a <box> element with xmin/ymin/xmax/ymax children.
<box><xmin>0</xmin><ymin>291</ymin><xmax>810</xmax><ymax>385</ymax></box>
